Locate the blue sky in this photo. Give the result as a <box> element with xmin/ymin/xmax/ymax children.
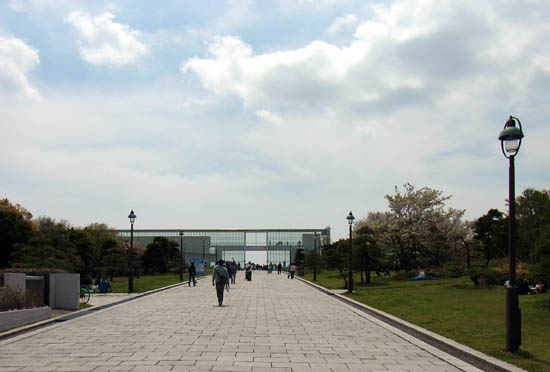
<box><xmin>1</xmin><ymin>0</ymin><xmax>549</xmax><ymax>240</ymax></box>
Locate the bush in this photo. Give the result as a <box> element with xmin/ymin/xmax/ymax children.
<box><xmin>441</xmin><ymin>262</ymin><xmax>465</xmax><ymax>278</ymax></box>
<box><xmin>0</xmin><ymin>287</ymin><xmax>43</xmax><ymax>311</ymax></box>
<box><xmin>468</xmin><ymin>267</ymin><xmax>508</xmax><ymax>286</ymax></box>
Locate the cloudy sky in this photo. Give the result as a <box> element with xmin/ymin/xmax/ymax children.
<box><xmin>1</xmin><ymin>0</ymin><xmax>549</xmax><ymax>240</ymax></box>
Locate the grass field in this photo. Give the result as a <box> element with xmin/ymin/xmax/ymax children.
<box><xmin>109</xmin><ymin>270</ymin><xmax>211</xmax><ymax>293</ymax></box>
<box><xmin>301</xmin><ymin>270</ymin><xmax>550</xmax><ymax>372</ymax></box>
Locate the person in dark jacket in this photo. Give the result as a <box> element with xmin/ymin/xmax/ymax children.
<box><xmin>212</xmin><ymin>260</ymin><xmax>230</xmax><ymax>306</ymax></box>
<box><xmin>188</xmin><ymin>262</ymin><xmax>197</xmax><ymax>286</ymax></box>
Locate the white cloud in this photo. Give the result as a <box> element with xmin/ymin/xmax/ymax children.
<box><xmin>182</xmin><ymin>0</ymin><xmax>550</xmax><ymax>228</ymax></box>
<box><xmin>65</xmin><ymin>11</ymin><xmax>148</xmax><ymax>67</ymax></box>
<box><xmin>0</xmin><ymin>36</ymin><xmax>41</xmax><ymax>101</ymax></box>
<box><xmin>256</xmin><ymin>109</ymin><xmax>283</xmax><ymax>126</ymax></box>
<box><xmin>328</xmin><ymin>14</ymin><xmax>358</xmax><ymax>33</ymax></box>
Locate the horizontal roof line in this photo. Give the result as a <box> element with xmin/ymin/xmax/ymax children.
<box><xmin>116</xmin><ymin>228</ymin><xmax>329</xmax><ymax>233</ymax></box>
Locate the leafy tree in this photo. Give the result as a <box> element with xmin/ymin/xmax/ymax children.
<box><xmin>364</xmin><ymin>183</ymin><xmax>464</xmax><ymax>272</ymax></box>
<box><xmin>473</xmin><ymin>209</ymin><xmax>506</xmax><ymax>267</ymax></box>
<box><xmin>353</xmin><ymin>225</ymin><xmax>383</xmax><ymax>283</ymax></box>
<box><xmin>322</xmin><ymin>239</ymin><xmax>351</xmax><ymax>288</ymax></box>
<box><xmin>140</xmin><ymin>237</ymin><xmax>179</xmax><ymax>274</ymax></box>
<box><xmin>11</xmin><ymin>217</ymin><xmax>81</xmax><ymax>271</ymax></box>
<box><xmin>294</xmin><ymin>247</ymin><xmax>305</xmax><ymax>276</ymax></box>
<box><xmin>0</xmin><ymin>199</ymin><xmax>35</xmax><ymax>268</ymax></box>
<box><xmin>100</xmin><ymin>238</ymin><xmax>128</xmax><ymax>281</ymax></box>
<box><xmin>516</xmin><ymin>188</ymin><xmax>550</xmax><ymax>263</ymax></box>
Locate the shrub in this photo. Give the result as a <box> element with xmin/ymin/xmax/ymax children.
<box><xmin>0</xmin><ymin>287</ymin><xmax>43</xmax><ymax>311</ymax></box>
<box><xmin>441</xmin><ymin>262</ymin><xmax>465</xmax><ymax>278</ymax></box>
<box><xmin>468</xmin><ymin>267</ymin><xmax>508</xmax><ymax>286</ymax></box>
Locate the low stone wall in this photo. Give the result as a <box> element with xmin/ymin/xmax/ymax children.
<box><xmin>0</xmin><ymin>307</ymin><xmax>51</xmax><ymax>332</ymax></box>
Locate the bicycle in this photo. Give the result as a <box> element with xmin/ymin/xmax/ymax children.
<box><xmin>79</xmin><ymin>286</ymin><xmax>91</xmax><ymax>304</ymax></box>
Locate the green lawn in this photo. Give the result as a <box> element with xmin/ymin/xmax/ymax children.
<box><xmin>302</xmin><ymin>270</ymin><xmax>550</xmax><ymax>372</ymax></box>
<box><xmin>109</xmin><ymin>270</ymin><xmax>211</xmax><ymax>293</ymax></box>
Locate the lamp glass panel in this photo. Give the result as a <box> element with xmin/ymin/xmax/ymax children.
<box><xmin>504</xmin><ymin>139</ymin><xmax>520</xmax><ymax>154</ymax></box>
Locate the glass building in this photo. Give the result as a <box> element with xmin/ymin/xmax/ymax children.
<box><xmin>116</xmin><ymin>227</ymin><xmax>330</xmax><ymax>268</ymax></box>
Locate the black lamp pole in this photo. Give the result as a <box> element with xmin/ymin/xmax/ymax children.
<box><xmin>202</xmin><ymin>239</ymin><xmax>205</xmax><ymax>265</ymax></box>
<box><xmin>128</xmin><ymin>210</ymin><xmax>136</xmax><ymax>293</ymax></box>
<box><xmin>499</xmin><ymin>115</ymin><xmax>524</xmax><ymax>352</ymax></box>
<box><xmin>179</xmin><ymin>231</ymin><xmax>184</xmax><ymax>281</ymax></box>
<box><xmin>347</xmin><ymin>211</ymin><xmax>355</xmax><ymax>293</ymax></box>
<box><xmin>313</xmin><ymin>232</ymin><xmax>318</xmax><ymax>281</ymax></box>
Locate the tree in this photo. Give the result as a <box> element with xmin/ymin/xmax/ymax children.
<box><xmin>140</xmin><ymin>237</ymin><xmax>179</xmax><ymax>274</ymax></box>
<box><xmin>353</xmin><ymin>225</ymin><xmax>383</xmax><ymax>283</ymax></box>
<box><xmin>0</xmin><ymin>199</ymin><xmax>35</xmax><ymax>268</ymax></box>
<box><xmin>516</xmin><ymin>188</ymin><xmax>550</xmax><ymax>264</ymax></box>
<box><xmin>363</xmin><ymin>183</ymin><xmax>464</xmax><ymax>272</ymax></box>
<box><xmin>100</xmin><ymin>238</ymin><xmax>128</xmax><ymax>281</ymax></box>
<box><xmin>11</xmin><ymin>217</ymin><xmax>81</xmax><ymax>271</ymax></box>
<box><xmin>294</xmin><ymin>248</ymin><xmax>305</xmax><ymax>276</ymax></box>
<box><xmin>473</xmin><ymin>209</ymin><xmax>506</xmax><ymax>267</ymax></box>
<box><xmin>322</xmin><ymin>239</ymin><xmax>350</xmax><ymax>288</ymax></box>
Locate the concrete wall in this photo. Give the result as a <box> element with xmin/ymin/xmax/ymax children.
<box><xmin>49</xmin><ymin>273</ymin><xmax>80</xmax><ymax>310</ymax></box>
<box><xmin>4</xmin><ymin>273</ymin><xmax>26</xmax><ymax>292</ymax></box>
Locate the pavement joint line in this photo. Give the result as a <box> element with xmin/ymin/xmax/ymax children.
<box><xmin>294</xmin><ymin>276</ymin><xmax>527</xmax><ymax>372</ymax></box>
<box><xmin>0</xmin><ymin>275</ymin><xmax>210</xmax><ymax>343</ymax></box>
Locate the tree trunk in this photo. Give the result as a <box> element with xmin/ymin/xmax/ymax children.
<box><xmin>360</xmin><ymin>270</ymin><xmax>364</xmax><ymax>283</ymax></box>
<box><xmin>366</xmin><ymin>269</ymin><xmax>371</xmax><ymax>283</ymax></box>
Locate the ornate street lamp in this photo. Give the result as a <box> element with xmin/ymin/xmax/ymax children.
<box><xmin>128</xmin><ymin>210</ymin><xmax>136</xmax><ymax>293</ymax></box>
<box><xmin>347</xmin><ymin>211</ymin><xmax>355</xmax><ymax>293</ymax></box>
<box><xmin>179</xmin><ymin>231</ymin><xmax>184</xmax><ymax>281</ymax></box>
<box><xmin>499</xmin><ymin>115</ymin><xmax>524</xmax><ymax>352</ymax></box>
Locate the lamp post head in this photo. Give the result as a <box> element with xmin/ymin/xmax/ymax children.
<box><xmin>499</xmin><ymin>116</ymin><xmax>524</xmax><ymax>158</ymax></box>
<box><xmin>179</xmin><ymin>231</ymin><xmax>184</xmax><ymax>237</ymax></box>
<box><xmin>128</xmin><ymin>210</ymin><xmax>136</xmax><ymax>224</ymax></box>
<box><xmin>347</xmin><ymin>211</ymin><xmax>355</xmax><ymax>226</ymax></box>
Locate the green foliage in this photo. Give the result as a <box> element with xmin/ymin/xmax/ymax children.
<box><xmin>467</xmin><ymin>266</ymin><xmax>508</xmax><ymax>286</ymax></box>
<box><xmin>0</xmin><ymin>198</ymin><xmax>35</xmax><ymax>268</ymax></box>
<box><xmin>101</xmin><ymin>238</ymin><xmax>128</xmax><ymax>281</ymax></box>
<box><xmin>473</xmin><ymin>209</ymin><xmax>506</xmax><ymax>267</ymax></box>
<box><xmin>141</xmin><ymin>237</ymin><xmax>180</xmax><ymax>275</ymax></box>
<box><xmin>322</xmin><ymin>239</ymin><xmax>349</xmax><ymax>288</ymax></box>
<box><xmin>353</xmin><ymin>225</ymin><xmax>383</xmax><ymax>283</ymax></box>
<box><xmin>11</xmin><ymin>217</ymin><xmax>83</xmax><ymax>271</ymax></box>
<box><xmin>516</xmin><ymin>188</ymin><xmax>550</xmax><ymax>263</ymax></box>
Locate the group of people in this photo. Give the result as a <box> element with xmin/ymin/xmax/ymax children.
<box><xmin>192</xmin><ymin>259</ymin><xmax>300</xmax><ymax>307</ymax></box>
<box><xmin>266</xmin><ymin>262</ymin><xmax>283</xmax><ymax>274</ymax></box>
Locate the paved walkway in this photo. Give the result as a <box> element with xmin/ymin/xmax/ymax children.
<box><xmin>0</xmin><ymin>272</ymin><xmax>483</xmax><ymax>372</ymax></box>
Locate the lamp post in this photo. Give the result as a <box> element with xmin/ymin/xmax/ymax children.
<box><xmin>202</xmin><ymin>239</ymin><xmax>205</xmax><ymax>266</ymax></box>
<box><xmin>499</xmin><ymin>115</ymin><xmax>524</xmax><ymax>352</ymax></box>
<box><xmin>313</xmin><ymin>232</ymin><xmax>318</xmax><ymax>281</ymax></box>
<box><xmin>179</xmin><ymin>231</ymin><xmax>184</xmax><ymax>281</ymax></box>
<box><xmin>128</xmin><ymin>210</ymin><xmax>136</xmax><ymax>293</ymax></box>
<box><xmin>347</xmin><ymin>211</ymin><xmax>355</xmax><ymax>293</ymax></box>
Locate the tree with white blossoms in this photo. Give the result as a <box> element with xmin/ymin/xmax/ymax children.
<box><xmin>361</xmin><ymin>183</ymin><xmax>464</xmax><ymax>273</ymax></box>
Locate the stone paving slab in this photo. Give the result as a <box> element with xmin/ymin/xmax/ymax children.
<box><xmin>0</xmin><ymin>272</ymin><xmax>485</xmax><ymax>372</ymax></box>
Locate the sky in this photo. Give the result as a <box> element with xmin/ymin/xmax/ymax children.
<box><xmin>1</xmin><ymin>0</ymin><xmax>549</xmax><ymax>241</ymax></box>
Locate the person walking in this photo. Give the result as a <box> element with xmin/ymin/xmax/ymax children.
<box><xmin>230</xmin><ymin>259</ymin><xmax>237</xmax><ymax>284</ymax></box>
<box><xmin>188</xmin><ymin>262</ymin><xmax>197</xmax><ymax>286</ymax></box>
<box><xmin>245</xmin><ymin>261</ymin><xmax>252</xmax><ymax>281</ymax></box>
<box><xmin>277</xmin><ymin>262</ymin><xmax>282</xmax><ymax>275</ymax></box>
<box><xmin>289</xmin><ymin>263</ymin><xmax>296</xmax><ymax>279</ymax></box>
<box><xmin>212</xmin><ymin>260</ymin><xmax>229</xmax><ymax>306</ymax></box>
